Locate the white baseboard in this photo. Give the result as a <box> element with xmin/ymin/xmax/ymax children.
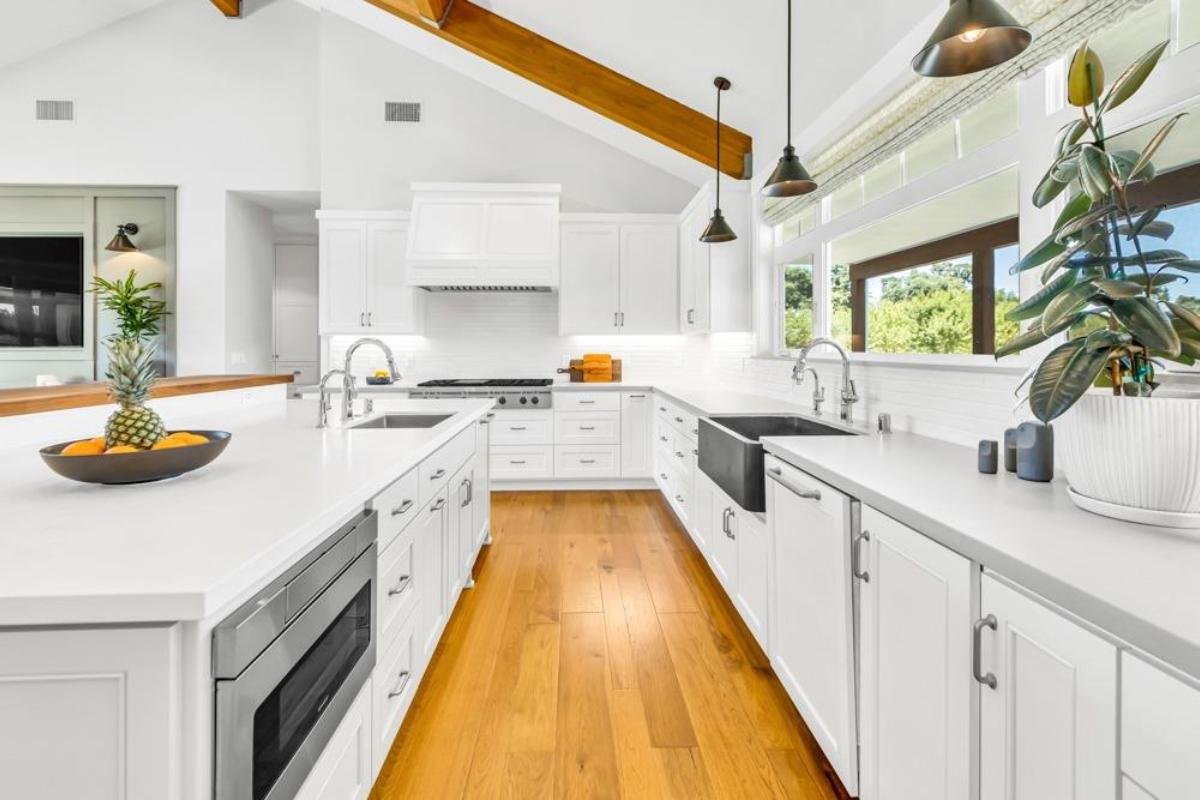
<box><xmin>490</xmin><ymin>478</ymin><xmax>657</xmax><ymax>492</ymax></box>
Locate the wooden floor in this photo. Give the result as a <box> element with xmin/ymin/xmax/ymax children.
<box><xmin>371</xmin><ymin>490</ymin><xmax>844</xmax><ymax>800</ymax></box>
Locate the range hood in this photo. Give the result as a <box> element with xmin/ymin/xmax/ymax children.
<box><xmin>406</xmin><ymin>183</ymin><xmax>561</xmax><ymax>291</ymax></box>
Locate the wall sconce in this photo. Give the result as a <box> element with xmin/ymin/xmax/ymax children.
<box><xmin>105</xmin><ymin>223</ymin><xmax>139</xmax><ymax>253</ymax></box>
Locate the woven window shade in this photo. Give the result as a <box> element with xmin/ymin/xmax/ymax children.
<box><xmin>762</xmin><ymin>0</ymin><xmax>1154</xmax><ymax>226</ymax></box>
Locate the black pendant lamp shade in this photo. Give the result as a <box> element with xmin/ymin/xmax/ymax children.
<box><xmin>105</xmin><ymin>223</ymin><xmax>139</xmax><ymax>253</ymax></box>
<box><xmin>912</xmin><ymin>0</ymin><xmax>1032</xmax><ymax>78</ymax></box>
<box><xmin>762</xmin><ymin>0</ymin><xmax>818</xmax><ymax>198</ymax></box>
<box><xmin>700</xmin><ymin>77</ymin><xmax>737</xmax><ymax>244</ymax></box>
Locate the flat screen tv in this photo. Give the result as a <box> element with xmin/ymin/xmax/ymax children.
<box><xmin>0</xmin><ymin>235</ymin><xmax>85</xmax><ymax>348</ymax></box>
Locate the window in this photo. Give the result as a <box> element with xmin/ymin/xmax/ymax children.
<box><xmin>959</xmin><ymin>84</ymin><xmax>1019</xmax><ymax>155</ymax></box>
<box><xmin>1184</xmin><ymin>0</ymin><xmax>1200</xmax><ymax>50</ymax></box>
<box><xmin>1126</xmin><ymin>162</ymin><xmax>1200</xmax><ymax>315</ymax></box>
<box><xmin>863</xmin><ymin>156</ymin><xmax>903</xmax><ymax>204</ymax></box>
<box><xmin>993</xmin><ymin>245</ymin><xmax>1021</xmax><ymax>352</ymax></box>
<box><xmin>847</xmin><ymin>220</ymin><xmax>1019</xmax><ymax>355</ymax></box>
<box><xmin>830</xmin><ymin>180</ymin><xmax>863</xmax><ymax>220</ymax></box>
<box><xmin>906</xmin><ymin>122</ymin><xmax>958</xmax><ymax>183</ymax></box>
<box><xmin>830</xmin><ymin>264</ymin><xmax>853</xmax><ymax>351</ymax></box>
<box><xmin>779</xmin><ymin>257</ymin><xmax>815</xmax><ymax>350</ymax></box>
<box><xmin>1090</xmin><ymin>0</ymin><xmax>1170</xmax><ymax>78</ymax></box>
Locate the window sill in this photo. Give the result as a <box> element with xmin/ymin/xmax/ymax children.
<box><xmin>760</xmin><ymin>351</ymin><xmax>1033</xmax><ymax>373</ymax></box>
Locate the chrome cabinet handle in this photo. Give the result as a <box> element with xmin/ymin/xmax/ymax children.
<box><xmin>510</xmin><ymin>426</ymin><xmax>527</xmax><ymax>431</ymax></box>
<box><xmin>387</xmin><ymin>575</ymin><xmax>411</xmax><ymax>597</ymax></box>
<box><xmin>580</xmin><ymin>459</ymin><xmax>597</xmax><ymax>465</ymax></box>
<box><xmin>359</xmin><ymin>312</ymin><xmax>365</xmax><ymax>326</ymax></box>
<box><xmin>659</xmin><ymin>435</ymin><xmax>669</xmax><ymax>442</ymax></box>
<box><xmin>692</xmin><ymin>448</ymin><xmax>699</xmax><ymax>456</ymax></box>
<box><xmin>658</xmin><ymin>406</ymin><xmax>667</xmax><ymax>412</ymax></box>
<box><xmin>510</xmin><ymin>460</ymin><xmax>527</xmax><ymax>465</ymax></box>
<box><xmin>431</xmin><ymin>498</ymin><xmax>446</xmax><ymax>511</ymax></box>
<box><xmin>766</xmin><ymin>466</ymin><xmax>822</xmax><ymax>500</ymax></box>
<box><xmin>579</xmin><ymin>400</ymin><xmax>596</xmax><ymax>405</ymax></box>
<box><xmin>387</xmin><ymin>670</ymin><xmax>412</xmax><ymax>699</ymax></box>
<box><xmin>674</xmin><ymin>451</ymin><xmax>684</xmax><ymax>458</ymax></box>
<box><xmin>460</xmin><ymin>478</ymin><xmax>472</xmax><ymax>507</ymax></box>
<box><xmin>659</xmin><ymin>472</ymin><xmax>669</xmax><ymax>481</ymax></box>
<box><xmin>367</xmin><ymin>312</ymin><xmax>373</xmax><ymax>326</ymax></box>
<box><xmin>675</xmin><ymin>494</ymin><xmax>685</xmax><ymax>503</ymax></box>
<box><xmin>629</xmin><ymin>393</ymin><xmax>646</xmax><ymax>398</ymax></box>
<box><xmin>674</xmin><ymin>416</ymin><xmax>684</xmax><ymax>423</ymax></box>
<box><xmin>721</xmin><ymin>507</ymin><xmax>731</xmax><ymax>537</ymax></box>
<box><xmin>619</xmin><ymin>311</ymin><xmax>625</xmax><ymax>327</ymax></box>
<box><xmin>853</xmin><ymin>530</ymin><xmax>871</xmax><ymax>583</ymax></box>
<box><xmin>614</xmin><ymin>311</ymin><xmax>619</xmax><ymax>327</ymax></box>
<box><xmin>579</xmin><ymin>426</ymin><xmax>596</xmax><ymax>431</ymax></box>
<box><xmin>973</xmin><ymin>615</ymin><xmax>998</xmax><ymax>689</ymax></box>
<box><xmin>687</xmin><ymin>308</ymin><xmax>695</xmax><ymax>324</ymax></box>
<box><xmin>430</xmin><ymin>469</ymin><xmax>446</xmax><ymax>480</ymax></box>
<box><xmin>391</xmin><ymin>499</ymin><xmax>414</xmax><ymax>517</ymax></box>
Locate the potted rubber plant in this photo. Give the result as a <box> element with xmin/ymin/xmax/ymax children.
<box><xmin>997</xmin><ymin>39</ymin><xmax>1200</xmax><ymax>526</ymax></box>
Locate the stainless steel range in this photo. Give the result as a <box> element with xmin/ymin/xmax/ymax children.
<box><xmin>409</xmin><ymin>378</ymin><xmax>553</xmax><ymax>409</ymax></box>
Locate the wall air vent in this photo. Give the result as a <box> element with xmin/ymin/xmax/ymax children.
<box><xmin>424</xmin><ymin>285</ymin><xmax>552</xmax><ymax>293</ymax></box>
<box><xmin>36</xmin><ymin>100</ymin><xmax>74</xmax><ymax>121</ymax></box>
<box><xmin>384</xmin><ymin>101</ymin><xmax>421</xmax><ymax>123</ymax></box>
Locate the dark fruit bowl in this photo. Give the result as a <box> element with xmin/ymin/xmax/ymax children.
<box><xmin>39</xmin><ymin>431</ymin><xmax>232</xmax><ymax>485</ymax></box>
<box><xmin>365</xmin><ymin>377</ymin><xmax>394</xmax><ymax>386</ymax></box>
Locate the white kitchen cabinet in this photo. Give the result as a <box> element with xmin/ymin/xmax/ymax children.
<box><xmin>474</xmin><ymin>413</ymin><xmax>491</xmax><ymax>549</ymax></box>
<box><xmin>373</xmin><ymin>612</ymin><xmax>419</xmax><ymax>774</ymax></box>
<box><xmin>765</xmin><ymin>455</ymin><xmax>858</xmax><ymax>796</ymax></box>
<box><xmin>709</xmin><ymin>487</ymin><xmax>739</xmax><ymax>592</ymax></box>
<box><xmin>554</xmin><ymin>411</ymin><xmax>621</xmax><ymax>445</ymax></box>
<box><xmin>295</xmin><ymin>679</ymin><xmax>373</xmax><ymax>800</ymax></box>
<box><xmin>557</xmin><ymin>218</ymin><xmax>678</xmax><ymax>335</ymax></box>
<box><xmin>618</xmin><ymin>224</ymin><xmax>678</xmax><ymax>333</ymax></box>
<box><xmin>448</xmin><ymin>463</ymin><xmax>474</xmax><ymax>600</ymax></box>
<box><xmin>318</xmin><ymin>214</ymin><xmax>425</xmax><ymax>335</ymax></box>
<box><xmin>857</xmin><ymin>506</ymin><xmax>973</xmax><ymax>800</ymax></box>
<box><xmin>413</xmin><ymin>489</ymin><xmax>450</xmax><ymax>669</ymax></box>
<box><xmin>620</xmin><ymin>391</ymin><xmax>653</xmax><ymax>478</ymax></box>
<box><xmin>1121</xmin><ymin>652</ymin><xmax>1200</xmax><ymax>799</ymax></box>
<box><xmin>678</xmin><ymin>184</ymin><xmax>751</xmax><ymax>333</ymax></box>
<box><xmin>559</xmin><ymin>223</ymin><xmax>620</xmax><ymax>334</ymax></box>
<box><xmin>690</xmin><ymin>467</ymin><xmax>715</xmax><ymax>554</ymax></box>
<box><xmin>0</xmin><ymin>624</ymin><xmax>180</xmax><ymax>800</ymax></box>
<box><xmin>979</xmin><ymin>574</ymin><xmax>1117</xmax><ymax>800</ymax></box>
<box><xmin>731</xmin><ymin>504</ymin><xmax>769</xmax><ymax>650</ymax></box>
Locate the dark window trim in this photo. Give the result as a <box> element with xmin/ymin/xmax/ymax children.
<box><xmin>847</xmin><ymin>218</ymin><xmax>1019</xmax><ymax>355</ymax></box>
<box><xmin>1126</xmin><ymin>161</ymin><xmax>1200</xmax><ymax>210</ymax></box>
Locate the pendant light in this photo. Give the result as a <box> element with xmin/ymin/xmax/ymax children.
<box><xmin>761</xmin><ymin>0</ymin><xmax>817</xmax><ymax>198</ymax></box>
<box><xmin>700</xmin><ymin>77</ymin><xmax>737</xmax><ymax>244</ymax></box>
<box><xmin>912</xmin><ymin>0</ymin><xmax>1032</xmax><ymax>78</ymax></box>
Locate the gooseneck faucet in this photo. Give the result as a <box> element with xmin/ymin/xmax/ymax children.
<box><xmin>793</xmin><ymin>337</ymin><xmax>859</xmax><ymax>424</ymax></box>
<box><xmin>799</xmin><ymin>367</ymin><xmax>825</xmax><ymax>416</ymax></box>
<box><xmin>316</xmin><ymin>369</ymin><xmax>349</xmax><ymax>429</ymax></box>
<box><xmin>342</xmin><ymin>338</ymin><xmax>402</xmax><ymax>422</ymax></box>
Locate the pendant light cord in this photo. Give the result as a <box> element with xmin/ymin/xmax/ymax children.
<box><xmin>715</xmin><ymin>85</ymin><xmax>722</xmax><ymax>209</ymax></box>
<box><xmin>786</xmin><ymin>0</ymin><xmax>792</xmax><ymax>147</ymax></box>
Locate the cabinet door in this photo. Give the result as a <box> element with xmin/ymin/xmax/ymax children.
<box><xmin>1122</xmin><ymin>652</ymin><xmax>1200</xmax><ymax>800</ymax></box>
<box><xmin>474</xmin><ymin>415</ymin><xmax>491</xmax><ymax>549</ymax></box>
<box><xmin>679</xmin><ymin>203</ymin><xmax>711</xmax><ymax>332</ymax></box>
<box><xmin>559</xmin><ymin>224</ymin><xmax>620</xmax><ymax>334</ymax></box>
<box><xmin>709</xmin><ymin>490</ymin><xmax>739</xmax><ymax>592</ymax></box>
<box><xmin>414</xmin><ymin>491</ymin><xmax>449</xmax><ymax>668</ymax></box>
<box><xmin>979</xmin><ymin>575</ymin><xmax>1117</xmax><ymax>800</ymax></box>
<box><xmin>456</xmin><ymin>466</ymin><xmax>476</xmax><ymax>588</ymax></box>
<box><xmin>619</xmin><ymin>224</ymin><xmax>678</xmax><ymax>334</ymax></box>
<box><xmin>274</xmin><ymin>244</ymin><xmax>318</xmax><ymax>363</ymax></box>
<box><xmin>620</xmin><ymin>392</ymin><xmax>653</xmax><ymax>477</ymax></box>
<box><xmin>367</xmin><ymin>221</ymin><xmax>424</xmax><ymax>334</ymax></box>
<box><xmin>766</xmin><ymin>459</ymin><xmax>858</xmax><ymax>795</ymax></box>
<box><xmin>295</xmin><ymin>679</ymin><xmax>373</xmax><ymax>800</ymax></box>
<box><xmin>690</xmin><ymin>468</ymin><xmax>714</xmax><ymax>554</ymax></box>
<box><xmin>732</xmin><ymin>507</ymin><xmax>769</xmax><ymax>649</ymax></box>
<box><xmin>446</xmin><ymin>465</ymin><xmax>471</xmax><ymax>601</ymax></box>
<box><xmin>320</xmin><ymin>220</ymin><xmax>368</xmax><ymax>333</ymax></box>
<box><xmin>858</xmin><ymin>506</ymin><xmax>972</xmax><ymax>800</ymax></box>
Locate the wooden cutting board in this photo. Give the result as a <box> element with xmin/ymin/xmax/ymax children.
<box><xmin>558</xmin><ymin>359</ymin><xmax>622</xmax><ymax>383</ymax></box>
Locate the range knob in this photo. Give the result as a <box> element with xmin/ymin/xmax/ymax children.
<box><xmin>519</xmin><ymin>396</ymin><xmax>528</xmax><ymax>405</ymax></box>
<box><xmin>497</xmin><ymin>396</ymin><xmax>507</xmax><ymax>405</ymax></box>
<box><xmin>530</xmin><ymin>396</ymin><xmax>540</xmax><ymax>405</ymax></box>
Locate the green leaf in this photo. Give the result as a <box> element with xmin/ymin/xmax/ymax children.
<box><xmin>1055</xmin><ymin>204</ymin><xmax>1115</xmax><ymax>243</ymax></box>
<box><xmin>1042</xmin><ymin>281</ymin><xmax>1099</xmax><ymax>334</ymax></box>
<box><xmin>1056</xmin><ymin>192</ymin><xmax>1094</xmax><ymax>229</ymax></box>
<box><xmin>1111</xmin><ymin>149</ymin><xmax>1154</xmax><ymax>182</ymax></box>
<box><xmin>1116</xmin><ymin>220</ymin><xmax>1174</xmax><ymax>241</ymax></box>
<box><xmin>1160</xmin><ymin>259</ymin><xmax>1200</xmax><ymax>273</ymax></box>
<box><xmin>1008</xmin><ymin>271</ymin><xmax>1078</xmax><ymax>321</ymax></box>
<box><xmin>996</xmin><ymin>311</ymin><xmax>1087</xmax><ymax>359</ymax></box>
<box><xmin>1011</xmin><ymin>233</ymin><xmax>1066</xmax><ymax>275</ymax></box>
<box><xmin>1167</xmin><ymin>301</ymin><xmax>1200</xmax><ymax>336</ymax></box>
<box><xmin>1054</xmin><ymin>119</ymin><xmax>1088</xmax><ymax>157</ymax></box>
<box><xmin>1068</xmin><ymin>45</ymin><xmax>1106</xmax><ymax>108</ymax></box>
<box><xmin>1033</xmin><ymin>163</ymin><xmax>1072</xmax><ymax>208</ymax></box>
<box><xmin>1130</xmin><ymin>114</ymin><xmax>1186</xmax><ymax>182</ymax></box>
<box><xmin>1110</xmin><ymin>296</ymin><xmax>1181</xmax><ymax>355</ymax></box>
<box><xmin>1079</xmin><ymin>145</ymin><xmax>1115</xmax><ymax>201</ymax></box>
<box><xmin>1138</xmin><ymin>249</ymin><xmax>1189</xmax><ymax>264</ymax></box>
<box><xmin>1070</xmin><ymin>312</ymin><xmax>1110</xmax><ymax>340</ymax></box>
<box><xmin>1170</xmin><ymin>320</ymin><xmax>1200</xmax><ymax>359</ymax></box>
<box><xmin>1102</xmin><ymin>41</ymin><xmax>1170</xmax><ymax>111</ymax></box>
<box><xmin>1028</xmin><ymin>338</ymin><xmax>1114</xmax><ymax>422</ymax></box>
<box><xmin>1094</xmin><ymin>278</ymin><xmax>1146</xmax><ymax>298</ymax></box>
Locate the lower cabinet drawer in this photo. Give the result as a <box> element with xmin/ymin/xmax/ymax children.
<box><xmin>372</xmin><ymin>469</ymin><xmax>420</xmax><ymax>553</ymax></box>
<box><xmin>295</xmin><ymin>679</ymin><xmax>373</xmax><ymax>800</ymax></box>
<box><xmin>554</xmin><ymin>411</ymin><xmax>621</xmax><ymax>445</ymax></box>
<box><xmin>373</xmin><ymin>612</ymin><xmax>419</xmax><ymax>774</ymax></box>
<box><xmin>419</xmin><ymin>426</ymin><xmax>475</xmax><ymax>505</ymax></box>
<box><xmin>554</xmin><ymin>445</ymin><xmax>621</xmax><ymax>478</ymax></box>
<box><xmin>491</xmin><ymin>445</ymin><xmax>555</xmax><ymax>480</ymax></box>
<box><xmin>489</xmin><ymin>411</ymin><xmax>553</xmax><ymax>445</ymax></box>
<box><xmin>377</xmin><ymin>527</ymin><xmax>417</xmax><ymax>647</ymax></box>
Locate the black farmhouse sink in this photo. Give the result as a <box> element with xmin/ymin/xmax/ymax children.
<box><xmin>698</xmin><ymin>414</ymin><xmax>857</xmax><ymax>512</ymax></box>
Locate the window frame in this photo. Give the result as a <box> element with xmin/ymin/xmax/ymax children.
<box><xmin>846</xmin><ymin>218</ymin><xmax>1019</xmax><ymax>355</ymax></box>
<box><xmin>774</xmin><ymin>255</ymin><xmax>816</xmax><ymax>355</ymax></box>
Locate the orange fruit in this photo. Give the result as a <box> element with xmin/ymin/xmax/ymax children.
<box><xmin>105</xmin><ymin>445</ymin><xmax>140</xmax><ymax>454</ymax></box>
<box><xmin>151</xmin><ymin>438</ymin><xmax>189</xmax><ymax>450</ymax></box>
<box><xmin>175</xmin><ymin>432</ymin><xmax>209</xmax><ymax>445</ymax></box>
<box><xmin>62</xmin><ymin>437</ymin><xmax>106</xmax><ymax>456</ymax></box>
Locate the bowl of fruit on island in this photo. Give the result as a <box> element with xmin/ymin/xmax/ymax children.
<box><xmin>365</xmin><ymin>369</ymin><xmax>395</xmax><ymax>386</ymax></box>
<box><xmin>40</xmin><ymin>338</ymin><xmax>231</xmax><ymax>485</ymax></box>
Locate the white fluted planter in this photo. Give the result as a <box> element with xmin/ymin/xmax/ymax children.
<box><xmin>1057</xmin><ymin>392</ymin><xmax>1200</xmax><ymax>528</ymax></box>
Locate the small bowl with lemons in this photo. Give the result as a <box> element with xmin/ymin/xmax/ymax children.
<box><xmin>40</xmin><ymin>430</ymin><xmax>232</xmax><ymax>485</ymax></box>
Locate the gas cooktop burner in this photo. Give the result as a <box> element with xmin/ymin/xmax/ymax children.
<box><xmin>416</xmin><ymin>378</ymin><xmax>553</xmax><ymax>387</ymax></box>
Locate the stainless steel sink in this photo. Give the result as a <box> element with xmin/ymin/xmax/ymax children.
<box><xmin>350</xmin><ymin>413</ymin><xmax>453</xmax><ymax>430</ymax></box>
<box><xmin>699</xmin><ymin>414</ymin><xmax>859</xmax><ymax>512</ymax></box>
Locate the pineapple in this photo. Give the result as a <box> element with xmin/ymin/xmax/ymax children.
<box><xmin>104</xmin><ymin>338</ymin><xmax>166</xmax><ymax>449</ymax></box>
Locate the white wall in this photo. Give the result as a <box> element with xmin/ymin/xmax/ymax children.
<box><xmin>319</xmin><ymin>12</ymin><xmax>697</xmax><ymax>214</ymax></box>
<box><xmin>0</xmin><ymin>0</ymin><xmax>320</xmax><ymax>374</ymax></box>
<box><xmin>224</xmin><ymin>193</ymin><xmax>277</xmax><ymax>373</ymax></box>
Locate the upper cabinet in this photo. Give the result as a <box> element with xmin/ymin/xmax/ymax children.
<box><xmin>558</xmin><ymin>216</ymin><xmax>678</xmax><ymax>335</ymax></box>
<box><xmin>405</xmin><ymin>183</ymin><xmax>560</xmax><ymax>289</ymax></box>
<box><xmin>679</xmin><ymin>183</ymin><xmax>751</xmax><ymax>334</ymax></box>
<box><xmin>318</xmin><ymin>212</ymin><xmax>425</xmax><ymax>336</ymax></box>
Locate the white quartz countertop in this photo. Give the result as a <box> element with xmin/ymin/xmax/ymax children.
<box><xmin>762</xmin><ymin>432</ymin><xmax>1200</xmax><ymax>680</ymax></box>
<box><xmin>0</xmin><ymin>399</ymin><xmax>493</xmax><ymax>626</ymax></box>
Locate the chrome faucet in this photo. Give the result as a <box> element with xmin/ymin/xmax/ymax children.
<box><xmin>793</xmin><ymin>337</ymin><xmax>859</xmax><ymax>424</ymax></box>
<box><xmin>799</xmin><ymin>367</ymin><xmax>825</xmax><ymax>416</ymax></box>
<box><xmin>316</xmin><ymin>369</ymin><xmax>349</xmax><ymax>429</ymax></box>
<box><xmin>342</xmin><ymin>338</ymin><xmax>402</xmax><ymax>421</ymax></box>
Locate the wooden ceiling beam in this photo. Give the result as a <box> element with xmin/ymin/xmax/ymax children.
<box><xmin>364</xmin><ymin>0</ymin><xmax>752</xmax><ymax>179</ymax></box>
<box><xmin>209</xmin><ymin>0</ymin><xmax>240</xmax><ymax>17</ymax></box>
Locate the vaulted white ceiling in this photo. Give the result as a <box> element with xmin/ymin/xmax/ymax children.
<box><xmin>0</xmin><ymin>0</ymin><xmax>166</xmax><ymax>70</ymax></box>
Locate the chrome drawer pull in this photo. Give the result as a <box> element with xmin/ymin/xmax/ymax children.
<box><xmin>973</xmin><ymin>615</ymin><xmax>999</xmax><ymax>689</ymax></box>
<box><xmin>510</xmin><ymin>426</ymin><xmax>527</xmax><ymax>431</ymax></box>
<box><xmin>580</xmin><ymin>459</ymin><xmax>597</xmax><ymax>465</ymax></box>
<box><xmin>675</xmin><ymin>494</ymin><xmax>685</xmax><ymax>503</ymax></box>
<box><xmin>387</xmin><ymin>670</ymin><xmax>412</xmax><ymax>699</ymax></box>
<box><xmin>391</xmin><ymin>499</ymin><xmax>414</xmax><ymax>517</ymax></box>
<box><xmin>692</xmin><ymin>448</ymin><xmax>699</xmax><ymax>456</ymax></box>
<box><xmin>659</xmin><ymin>435</ymin><xmax>669</xmax><ymax>442</ymax></box>
<box><xmin>765</xmin><ymin>466</ymin><xmax>821</xmax><ymax>500</ymax></box>
<box><xmin>579</xmin><ymin>426</ymin><xmax>596</xmax><ymax>431</ymax></box>
<box><xmin>852</xmin><ymin>530</ymin><xmax>871</xmax><ymax>583</ymax></box>
<box><xmin>387</xmin><ymin>575</ymin><xmax>411</xmax><ymax>597</ymax></box>
<box><xmin>510</xmin><ymin>460</ymin><xmax>527</xmax><ymax>465</ymax></box>
<box><xmin>431</xmin><ymin>498</ymin><xmax>446</xmax><ymax>511</ymax></box>
<box><xmin>629</xmin><ymin>393</ymin><xmax>647</xmax><ymax>398</ymax></box>
<box><xmin>578</xmin><ymin>400</ymin><xmax>597</xmax><ymax>405</ymax></box>
<box><xmin>430</xmin><ymin>469</ymin><xmax>446</xmax><ymax>480</ymax></box>
<box><xmin>674</xmin><ymin>451</ymin><xmax>684</xmax><ymax>458</ymax></box>
<box><xmin>674</xmin><ymin>416</ymin><xmax>684</xmax><ymax>423</ymax></box>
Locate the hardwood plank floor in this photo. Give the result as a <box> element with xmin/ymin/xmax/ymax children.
<box><xmin>370</xmin><ymin>490</ymin><xmax>844</xmax><ymax>800</ymax></box>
